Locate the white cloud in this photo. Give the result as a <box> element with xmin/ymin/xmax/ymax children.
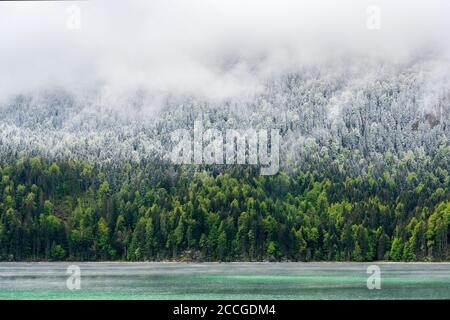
<box><xmin>0</xmin><ymin>0</ymin><xmax>449</xmax><ymax>104</ymax></box>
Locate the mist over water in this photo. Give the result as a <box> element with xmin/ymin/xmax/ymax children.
<box><xmin>1</xmin><ymin>262</ymin><xmax>450</xmax><ymax>299</ymax></box>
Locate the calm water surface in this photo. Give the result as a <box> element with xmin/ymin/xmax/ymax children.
<box><xmin>0</xmin><ymin>262</ymin><xmax>449</xmax><ymax>299</ymax></box>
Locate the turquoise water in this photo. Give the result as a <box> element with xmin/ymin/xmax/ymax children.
<box><xmin>0</xmin><ymin>262</ymin><xmax>449</xmax><ymax>299</ymax></box>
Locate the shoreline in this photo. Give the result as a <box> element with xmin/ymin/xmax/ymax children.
<box><xmin>1</xmin><ymin>260</ymin><xmax>449</xmax><ymax>264</ymax></box>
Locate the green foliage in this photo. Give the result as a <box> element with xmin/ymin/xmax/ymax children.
<box><xmin>0</xmin><ymin>153</ymin><xmax>449</xmax><ymax>261</ymax></box>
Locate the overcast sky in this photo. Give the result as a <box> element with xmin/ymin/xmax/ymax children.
<box><xmin>0</xmin><ymin>0</ymin><xmax>449</xmax><ymax>103</ymax></box>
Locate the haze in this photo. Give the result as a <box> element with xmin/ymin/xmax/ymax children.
<box><xmin>0</xmin><ymin>0</ymin><xmax>449</xmax><ymax>104</ymax></box>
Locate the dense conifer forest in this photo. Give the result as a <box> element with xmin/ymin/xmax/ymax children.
<box><xmin>0</xmin><ymin>57</ymin><xmax>449</xmax><ymax>262</ymax></box>
<box><xmin>0</xmin><ymin>150</ymin><xmax>448</xmax><ymax>261</ymax></box>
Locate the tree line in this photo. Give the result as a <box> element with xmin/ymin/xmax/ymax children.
<box><xmin>0</xmin><ymin>151</ymin><xmax>449</xmax><ymax>261</ymax></box>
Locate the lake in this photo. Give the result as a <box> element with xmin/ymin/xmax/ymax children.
<box><xmin>0</xmin><ymin>262</ymin><xmax>449</xmax><ymax>299</ymax></box>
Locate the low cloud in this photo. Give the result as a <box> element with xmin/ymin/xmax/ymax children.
<box><xmin>0</xmin><ymin>0</ymin><xmax>449</xmax><ymax>105</ymax></box>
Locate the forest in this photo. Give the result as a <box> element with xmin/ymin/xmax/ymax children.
<box><xmin>0</xmin><ymin>149</ymin><xmax>448</xmax><ymax>262</ymax></box>
<box><xmin>0</xmin><ymin>60</ymin><xmax>449</xmax><ymax>262</ymax></box>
